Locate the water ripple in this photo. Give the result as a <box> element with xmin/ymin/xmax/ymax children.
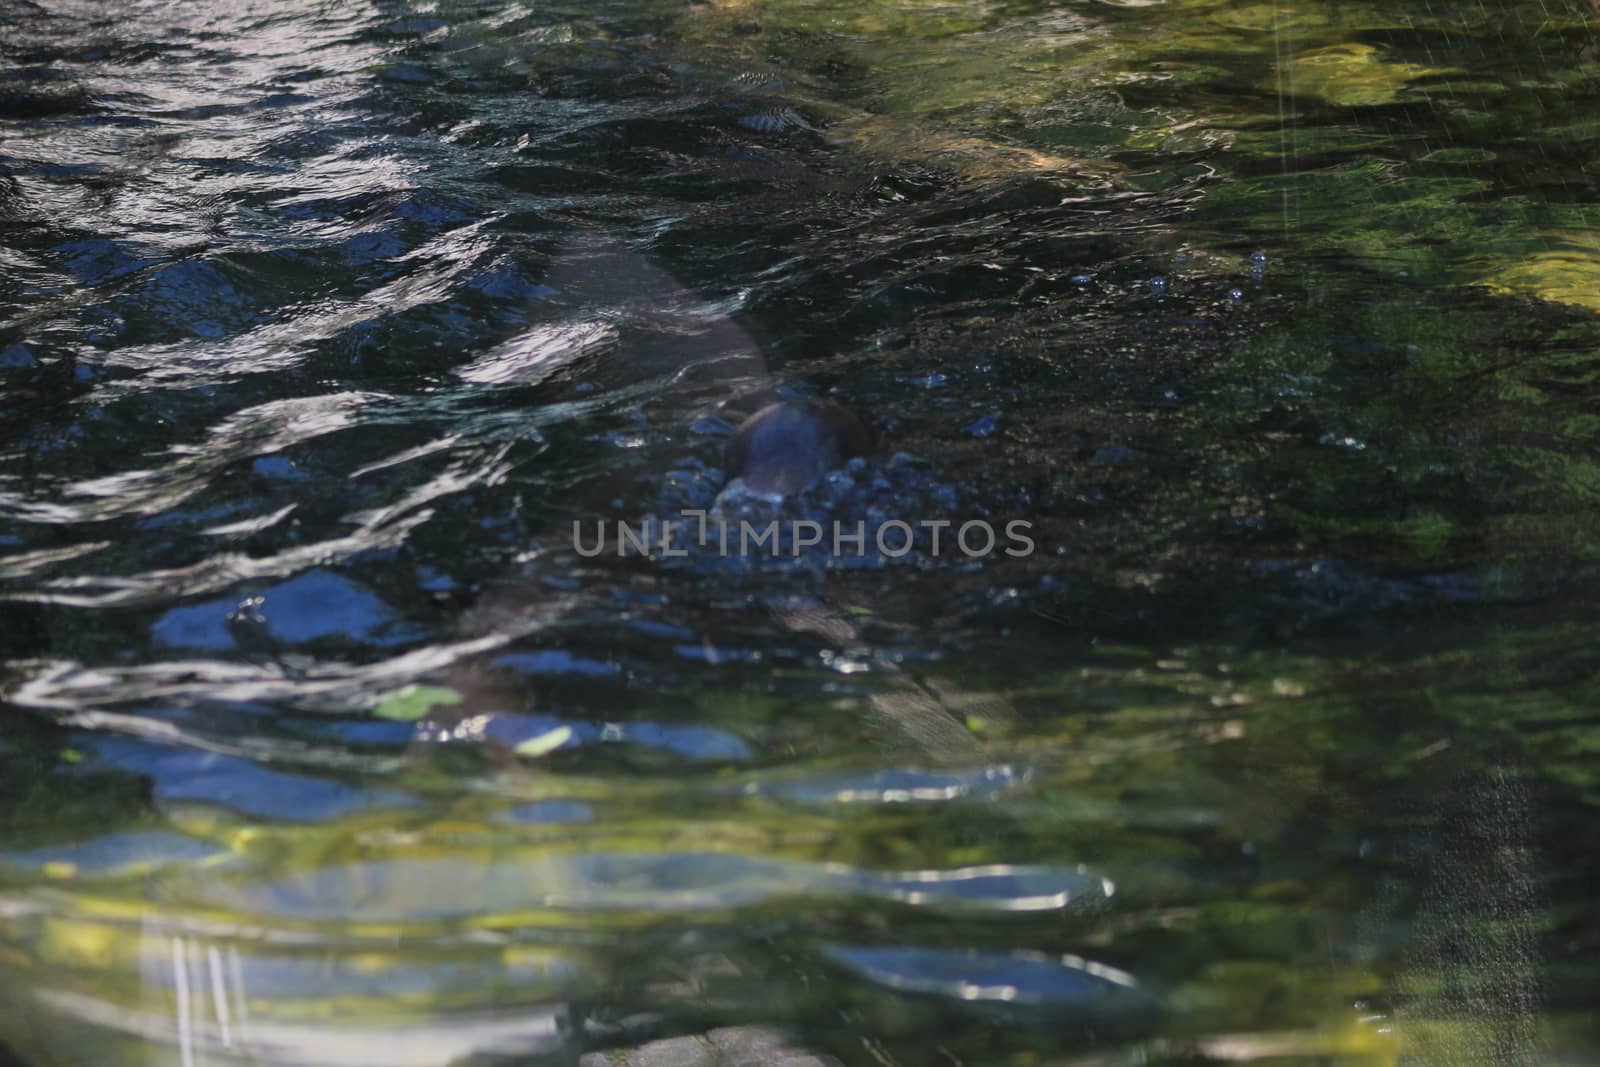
<box><xmin>190</xmin><ymin>853</ymin><xmax>1113</xmax><ymax>920</ymax></box>
<box><xmin>824</xmin><ymin>945</ymin><xmax>1152</xmax><ymax>1010</ymax></box>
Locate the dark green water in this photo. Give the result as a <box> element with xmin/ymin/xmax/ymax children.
<box><xmin>3</xmin><ymin>0</ymin><xmax>1600</xmax><ymax>1063</ymax></box>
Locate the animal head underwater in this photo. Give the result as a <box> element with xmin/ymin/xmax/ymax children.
<box><xmin>721</xmin><ymin>398</ymin><xmax>875</xmax><ymax>501</ymax></box>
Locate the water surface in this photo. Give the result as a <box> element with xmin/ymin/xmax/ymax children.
<box><xmin>4</xmin><ymin>0</ymin><xmax>1600</xmax><ymax>1064</ymax></box>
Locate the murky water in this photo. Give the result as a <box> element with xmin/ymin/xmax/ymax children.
<box><xmin>4</xmin><ymin>0</ymin><xmax>1600</xmax><ymax>1064</ymax></box>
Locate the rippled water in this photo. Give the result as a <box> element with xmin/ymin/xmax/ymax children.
<box><xmin>4</xmin><ymin>0</ymin><xmax>1600</xmax><ymax>1064</ymax></box>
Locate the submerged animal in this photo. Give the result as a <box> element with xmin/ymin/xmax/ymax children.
<box><xmin>722</xmin><ymin>398</ymin><xmax>874</xmax><ymax>499</ymax></box>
